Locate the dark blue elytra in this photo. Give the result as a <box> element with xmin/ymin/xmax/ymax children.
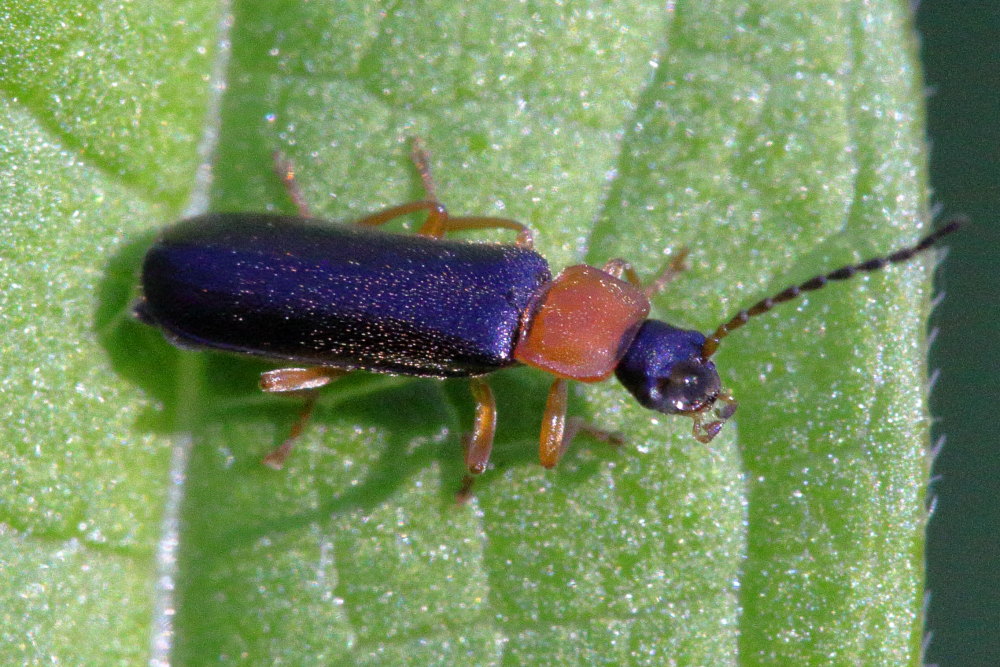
<box><xmin>138</xmin><ymin>213</ymin><xmax>552</xmax><ymax>377</ymax></box>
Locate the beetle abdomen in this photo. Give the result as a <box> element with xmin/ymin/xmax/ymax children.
<box><xmin>139</xmin><ymin>213</ymin><xmax>551</xmax><ymax>377</ymax></box>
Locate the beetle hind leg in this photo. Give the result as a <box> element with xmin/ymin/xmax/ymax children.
<box><xmin>410</xmin><ymin>136</ymin><xmax>440</xmax><ymax>202</ymax></box>
<box><xmin>259</xmin><ymin>367</ymin><xmax>348</xmax><ymax>468</ymax></box>
<box><xmin>272</xmin><ymin>151</ymin><xmax>312</xmax><ymax>218</ymax></box>
<box><xmin>262</xmin><ymin>391</ymin><xmax>318</xmax><ymax>469</ymax></box>
<box><xmin>260</xmin><ymin>367</ymin><xmax>347</xmax><ymax>393</ymax></box>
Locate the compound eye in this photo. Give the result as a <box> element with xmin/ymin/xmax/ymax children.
<box><xmin>660</xmin><ymin>360</ymin><xmax>721</xmax><ymax>413</ymax></box>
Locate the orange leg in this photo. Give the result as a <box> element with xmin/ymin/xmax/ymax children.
<box><xmin>433</xmin><ymin>214</ymin><xmax>534</xmax><ymax>249</ymax></box>
<box><xmin>352</xmin><ymin>199</ymin><xmax>450</xmax><ymax>233</ymax></box>
<box><xmin>456</xmin><ymin>377</ymin><xmax>498</xmax><ymax>503</ymax></box>
<box><xmin>601</xmin><ymin>258</ymin><xmax>642</xmax><ymax>287</ymax></box>
<box><xmin>409</xmin><ymin>137</ymin><xmax>534</xmax><ymax>247</ymax></box>
<box><xmin>564</xmin><ymin>417</ymin><xmax>625</xmax><ymax>453</ymax></box>
<box><xmin>259</xmin><ymin>367</ymin><xmax>348</xmax><ymax>468</ymax></box>
<box><xmin>643</xmin><ymin>247</ymin><xmax>690</xmax><ymax>298</ymax></box>
<box><xmin>690</xmin><ymin>390</ymin><xmax>738</xmax><ymax>444</ymax></box>
<box><xmin>276</xmin><ymin>141</ymin><xmax>535</xmax><ymax>248</ymax></box>
<box><xmin>538</xmin><ymin>378</ymin><xmax>624</xmax><ymax>469</ymax></box>
<box><xmin>261</xmin><ymin>392</ymin><xmax>318</xmax><ymax>469</ymax></box>
<box><xmin>273</xmin><ymin>151</ymin><xmax>312</xmax><ymax>218</ymax></box>
<box><xmin>602</xmin><ymin>248</ymin><xmax>690</xmax><ymax>297</ymax></box>
<box><xmin>260</xmin><ymin>367</ymin><xmax>348</xmax><ymax>393</ymax></box>
<box><xmin>539</xmin><ymin>378</ymin><xmax>570</xmax><ymax>468</ymax></box>
<box><xmin>410</xmin><ymin>136</ymin><xmax>440</xmax><ymax>201</ymax></box>
<box><xmin>351</xmin><ymin>200</ymin><xmax>532</xmax><ymax>247</ymax></box>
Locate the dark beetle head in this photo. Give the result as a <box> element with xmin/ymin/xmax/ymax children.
<box><xmin>615</xmin><ymin>320</ymin><xmax>719</xmax><ymax>414</ymax></box>
<box><xmin>615</xmin><ymin>319</ymin><xmax>737</xmax><ymax>443</ymax></box>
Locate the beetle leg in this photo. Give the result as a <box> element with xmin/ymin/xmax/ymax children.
<box><xmin>274</xmin><ymin>141</ymin><xmax>534</xmax><ymax>247</ymax></box>
<box><xmin>349</xmin><ymin>198</ymin><xmax>533</xmax><ymax>251</ymax></box>
<box><xmin>538</xmin><ymin>378</ymin><xmax>570</xmax><ymax>468</ymax></box>
<box><xmin>351</xmin><ymin>200</ymin><xmax>448</xmax><ymax>234</ymax></box>
<box><xmin>409</xmin><ymin>137</ymin><xmax>535</xmax><ymax>247</ymax></box>
<box><xmin>410</xmin><ymin>136</ymin><xmax>440</xmax><ymax>201</ymax></box>
<box><xmin>351</xmin><ymin>198</ymin><xmax>534</xmax><ymax>247</ymax></box>
<box><xmin>258</xmin><ymin>367</ymin><xmax>348</xmax><ymax>469</ymax></box>
<box><xmin>438</xmin><ymin>216</ymin><xmax>535</xmax><ymax>249</ymax></box>
<box><xmin>643</xmin><ymin>247</ymin><xmax>689</xmax><ymax>298</ymax></box>
<box><xmin>601</xmin><ymin>258</ymin><xmax>642</xmax><ymax>286</ymax></box>
<box><xmin>457</xmin><ymin>377</ymin><xmax>497</xmax><ymax>503</ymax></box>
<box><xmin>259</xmin><ymin>367</ymin><xmax>347</xmax><ymax>393</ymax></box>
<box><xmin>269</xmin><ymin>145</ymin><xmax>451</xmax><ymax>236</ymax></box>
<box><xmin>405</xmin><ymin>136</ymin><xmax>450</xmax><ymax>237</ymax></box>
<box><xmin>563</xmin><ymin>417</ymin><xmax>625</xmax><ymax>452</ymax></box>
<box><xmin>602</xmin><ymin>248</ymin><xmax>690</xmax><ymax>297</ymax></box>
<box><xmin>262</xmin><ymin>391</ymin><xmax>318</xmax><ymax>469</ymax></box>
<box><xmin>272</xmin><ymin>151</ymin><xmax>312</xmax><ymax>218</ymax></box>
<box><xmin>464</xmin><ymin>377</ymin><xmax>497</xmax><ymax>474</ymax></box>
<box><xmin>539</xmin><ymin>378</ymin><xmax>624</xmax><ymax>468</ymax></box>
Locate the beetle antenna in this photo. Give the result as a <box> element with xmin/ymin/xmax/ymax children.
<box><xmin>700</xmin><ymin>218</ymin><xmax>964</xmax><ymax>360</ymax></box>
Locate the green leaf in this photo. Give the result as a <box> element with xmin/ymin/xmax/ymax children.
<box><xmin>1</xmin><ymin>0</ymin><xmax>219</xmax><ymax>663</ymax></box>
<box><xmin>2</xmin><ymin>0</ymin><xmax>935</xmax><ymax>663</ymax></box>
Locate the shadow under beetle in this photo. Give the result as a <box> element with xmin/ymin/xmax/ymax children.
<box><xmin>135</xmin><ymin>140</ymin><xmax>960</xmax><ymax>500</ymax></box>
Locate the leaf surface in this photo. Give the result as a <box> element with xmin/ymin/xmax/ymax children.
<box><xmin>1</xmin><ymin>1</ymin><xmax>933</xmax><ymax>663</ymax></box>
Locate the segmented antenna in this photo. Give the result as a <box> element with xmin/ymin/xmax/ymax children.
<box><xmin>700</xmin><ymin>219</ymin><xmax>963</xmax><ymax>360</ymax></box>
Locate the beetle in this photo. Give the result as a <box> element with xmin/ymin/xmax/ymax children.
<box><xmin>135</xmin><ymin>141</ymin><xmax>960</xmax><ymax>499</ymax></box>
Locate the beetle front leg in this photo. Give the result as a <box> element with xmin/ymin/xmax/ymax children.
<box><xmin>456</xmin><ymin>377</ymin><xmax>497</xmax><ymax>503</ymax></box>
<box><xmin>602</xmin><ymin>248</ymin><xmax>690</xmax><ymax>298</ymax></box>
<box><xmin>642</xmin><ymin>247</ymin><xmax>689</xmax><ymax>298</ymax></box>
<box><xmin>538</xmin><ymin>378</ymin><xmax>568</xmax><ymax>468</ymax></box>
<box><xmin>538</xmin><ymin>378</ymin><xmax>570</xmax><ymax>468</ymax></box>
<box><xmin>539</xmin><ymin>378</ymin><xmax>624</xmax><ymax>469</ymax></box>
<box><xmin>259</xmin><ymin>367</ymin><xmax>348</xmax><ymax>468</ymax></box>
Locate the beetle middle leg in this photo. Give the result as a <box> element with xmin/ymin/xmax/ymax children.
<box><xmin>270</xmin><ymin>150</ymin><xmax>450</xmax><ymax>235</ymax></box>
<box><xmin>408</xmin><ymin>137</ymin><xmax>534</xmax><ymax>248</ymax></box>
<box><xmin>350</xmin><ymin>197</ymin><xmax>536</xmax><ymax>248</ymax></box>
<box><xmin>274</xmin><ymin>143</ymin><xmax>534</xmax><ymax>247</ymax></box>
<box><xmin>456</xmin><ymin>377</ymin><xmax>498</xmax><ymax>503</ymax></box>
<box><xmin>259</xmin><ymin>367</ymin><xmax>348</xmax><ymax>469</ymax></box>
